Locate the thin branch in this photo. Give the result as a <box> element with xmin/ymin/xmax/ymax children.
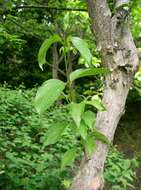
<box><xmin>57</xmin><ymin>54</ymin><xmax>64</xmax><ymax>65</ymax></box>
<box><xmin>46</xmin><ymin>62</ymin><xmax>66</xmax><ymax>77</ymax></box>
<box><xmin>14</xmin><ymin>5</ymin><xmax>87</xmax><ymax>12</ymax></box>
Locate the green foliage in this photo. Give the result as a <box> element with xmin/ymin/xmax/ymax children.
<box><xmin>0</xmin><ymin>86</ymin><xmax>78</xmax><ymax>190</ymax></box>
<box><xmin>68</xmin><ymin>100</ymin><xmax>109</xmax><ymax>155</ymax></box>
<box><xmin>69</xmin><ymin>68</ymin><xmax>109</xmax><ymax>82</ymax></box>
<box><xmin>83</xmin><ymin>134</ymin><xmax>96</xmax><ymax>155</ymax></box>
<box><xmin>131</xmin><ymin>1</ymin><xmax>141</xmax><ymax>38</ymax></box>
<box><xmin>42</xmin><ymin>122</ymin><xmax>68</xmax><ymax>148</ymax></box>
<box><xmin>34</xmin><ymin>32</ymin><xmax>110</xmax><ymax>165</ymax></box>
<box><xmin>0</xmin><ymin>86</ymin><xmax>140</xmax><ymax>189</ymax></box>
<box><xmin>1</xmin><ymin>0</ymin><xmax>141</xmax><ymax>189</ymax></box>
<box><xmin>104</xmin><ymin>148</ymin><xmax>139</xmax><ymax>190</ymax></box>
<box><xmin>0</xmin><ymin>9</ymin><xmax>51</xmax><ymax>87</ymax></box>
<box><xmin>69</xmin><ymin>102</ymin><xmax>85</xmax><ymax>127</ymax></box>
<box><xmin>61</xmin><ymin>148</ymin><xmax>77</xmax><ymax>170</ymax></box>
<box><xmin>0</xmin><ymin>0</ymin><xmax>141</xmax><ymax>92</ymax></box>
<box><xmin>38</xmin><ymin>35</ymin><xmax>62</xmax><ymax>70</ymax></box>
<box><xmin>85</xmin><ymin>95</ymin><xmax>106</xmax><ymax>111</ymax></box>
<box><xmin>78</xmin><ymin>122</ymin><xmax>88</xmax><ymax>140</ymax></box>
<box><xmin>35</xmin><ymin>79</ymin><xmax>66</xmax><ymax>114</ymax></box>
<box><xmin>93</xmin><ymin>129</ymin><xmax>110</xmax><ymax>145</ymax></box>
<box><xmin>35</xmin><ymin>67</ymin><xmax>109</xmax><ymax>165</ymax></box>
<box><xmin>70</xmin><ymin>37</ymin><xmax>92</xmax><ymax>66</ymax></box>
<box><xmin>82</xmin><ymin>111</ymin><xmax>96</xmax><ymax>129</ymax></box>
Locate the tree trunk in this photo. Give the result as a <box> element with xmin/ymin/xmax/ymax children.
<box><xmin>70</xmin><ymin>73</ymin><xmax>130</xmax><ymax>190</ymax></box>
<box><xmin>70</xmin><ymin>0</ymin><xmax>139</xmax><ymax>190</ymax></box>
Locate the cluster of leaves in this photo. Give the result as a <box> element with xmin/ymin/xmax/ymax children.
<box><xmin>0</xmin><ymin>86</ymin><xmax>139</xmax><ymax>190</ymax></box>
<box><xmin>0</xmin><ymin>86</ymin><xmax>80</xmax><ymax>190</ymax></box>
<box><xmin>0</xmin><ymin>0</ymin><xmax>141</xmax><ymax>92</ymax></box>
<box><xmin>34</xmin><ymin>78</ymin><xmax>109</xmax><ymax>166</ymax></box>
<box><xmin>0</xmin><ymin>0</ymin><xmax>92</xmax><ymax>88</ymax></box>
<box><xmin>35</xmin><ymin>35</ymin><xmax>111</xmax><ymax>169</ymax></box>
<box><xmin>131</xmin><ymin>0</ymin><xmax>141</xmax><ymax>38</ymax></box>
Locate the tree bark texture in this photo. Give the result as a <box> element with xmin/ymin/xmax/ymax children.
<box><xmin>70</xmin><ymin>0</ymin><xmax>139</xmax><ymax>190</ymax></box>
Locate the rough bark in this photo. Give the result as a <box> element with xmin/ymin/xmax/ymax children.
<box><xmin>70</xmin><ymin>0</ymin><xmax>139</xmax><ymax>190</ymax></box>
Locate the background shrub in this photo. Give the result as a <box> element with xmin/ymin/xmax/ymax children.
<box><xmin>0</xmin><ymin>86</ymin><xmax>139</xmax><ymax>190</ymax></box>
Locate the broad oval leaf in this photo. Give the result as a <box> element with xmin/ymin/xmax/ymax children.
<box><xmin>84</xmin><ymin>135</ymin><xmax>96</xmax><ymax>156</ymax></box>
<box><xmin>69</xmin><ymin>102</ymin><xmax>85</xmax><ymax>127</ymax></box>
<box><xmin>93</xmin><ymin>129</ymin><xmax>110</xmax><ymax>145</ymax></box>
<box><xmin>35</xmin><ymin>79</ymin><xmax>66</xmax><ymax>114</ymax></box>
<box><xmin>43</xmin><ymin>122</ymin><xmax>68</xmax><ymax>148</ymax></box>
<box><xmin>38</xmin><ymin>35</ymin><xmax>61</xmax><ymax>70</ymax></box>
<box><xmin>85</xmin><ymin>100</ymin><xmax>106</xmax><ymax>111</ymax></box>
<box><xmin>69</xmin><ymin>68</ymin><xmax>109</xmax><ymax>82</ymax></box>
<box><xmin>83</xmin><ymin>111</ymin><xmax>96</xmax><ymax>129</ymax></box>
<box><xmin>71</xmin><ymin>37</ymin><xmax>92</xmax><ymax>65</ymax></box>
<box><xmin>85</xmin><ymin>95</ymin><xmax>106</xmax><ymax>111</ymax></box>
<box><xmin>61</xmin><ymin>148</ymin><xmax>77</xmax><ymax>169</ymax></box>
<box><xmin>78</xmin><ymin>122</ymin><xmax>88</xmax><ymax>139</ymax></box>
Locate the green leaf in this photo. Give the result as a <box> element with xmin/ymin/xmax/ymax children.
<box><xmin>71</xmin><ymin>37</ymin><xmax>92</xmax><ymax>65</ymax></box>
<box><xmin>6</xmin><ymin>153</ymin><xmax>35</xmax><ymax>167</ymax></box>
<box><xmin>83</xmin><ymin>111</ymin><xmax>96</xmax><ymax>129</ymax></box>
<box><xmin>61</xmin><ymin>148</ymin><xmax>77</xmax><ymax>169</ymax></box>
<box><xmin>85</xmin><ymin>100</ymin><xmax>106</xmax><ymax>111</ymax></box>
<box><xmin>69</xmin><ymin>68</ymin><xmax>109</xmax><ymax>82</ymax></box>
<box><xmin>62</xmin><ymin>179</ymin><xmax>71</xmax><ymax>189</ymax></box>
<box><xmin>85</xmin><ymin>95</ymin><xmax>106</xmax><ymax>111</ymax></box>
<box><xmin>93</xmin><ymin>129</ymin><xmax>109</xmax><ymax>145</ymax></box>
<box><xmin>67</xmin><ymin>122</ymin><xmax>78</xmax><ymax>134</ymax></box>
<box><xmin>78</xmin><ymin>122</ymin><xmax>88</xmax><ymax>139</ymax></box>
<box><xmin>43</xmin><ymin>122</ymin><xmax>68</xmax><ymax>147</ymax></box>
<box><xmin>35</xmin><ymin>79</ymin><xmax>66</xmax><ymax>114</ymax></box>
<box><xmin>84</xmin><ymin>135</ymin><xmax>96</xmax><ymax>155</ymax></box>
<box><xmin>69</xmin><ymin>102</ymin><xmax>85</xmax><ymax>127</ymax></box>
<box><xmin>38</xmin><ymin>35</ymin><xmax>61</xmax><ymax>70</ymax></box>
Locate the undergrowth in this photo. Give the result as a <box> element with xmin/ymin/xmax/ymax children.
<box><xmin>0</xmin><ymin>86</ymin><xmax>139</xmax><ymax>190</ymax></box>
